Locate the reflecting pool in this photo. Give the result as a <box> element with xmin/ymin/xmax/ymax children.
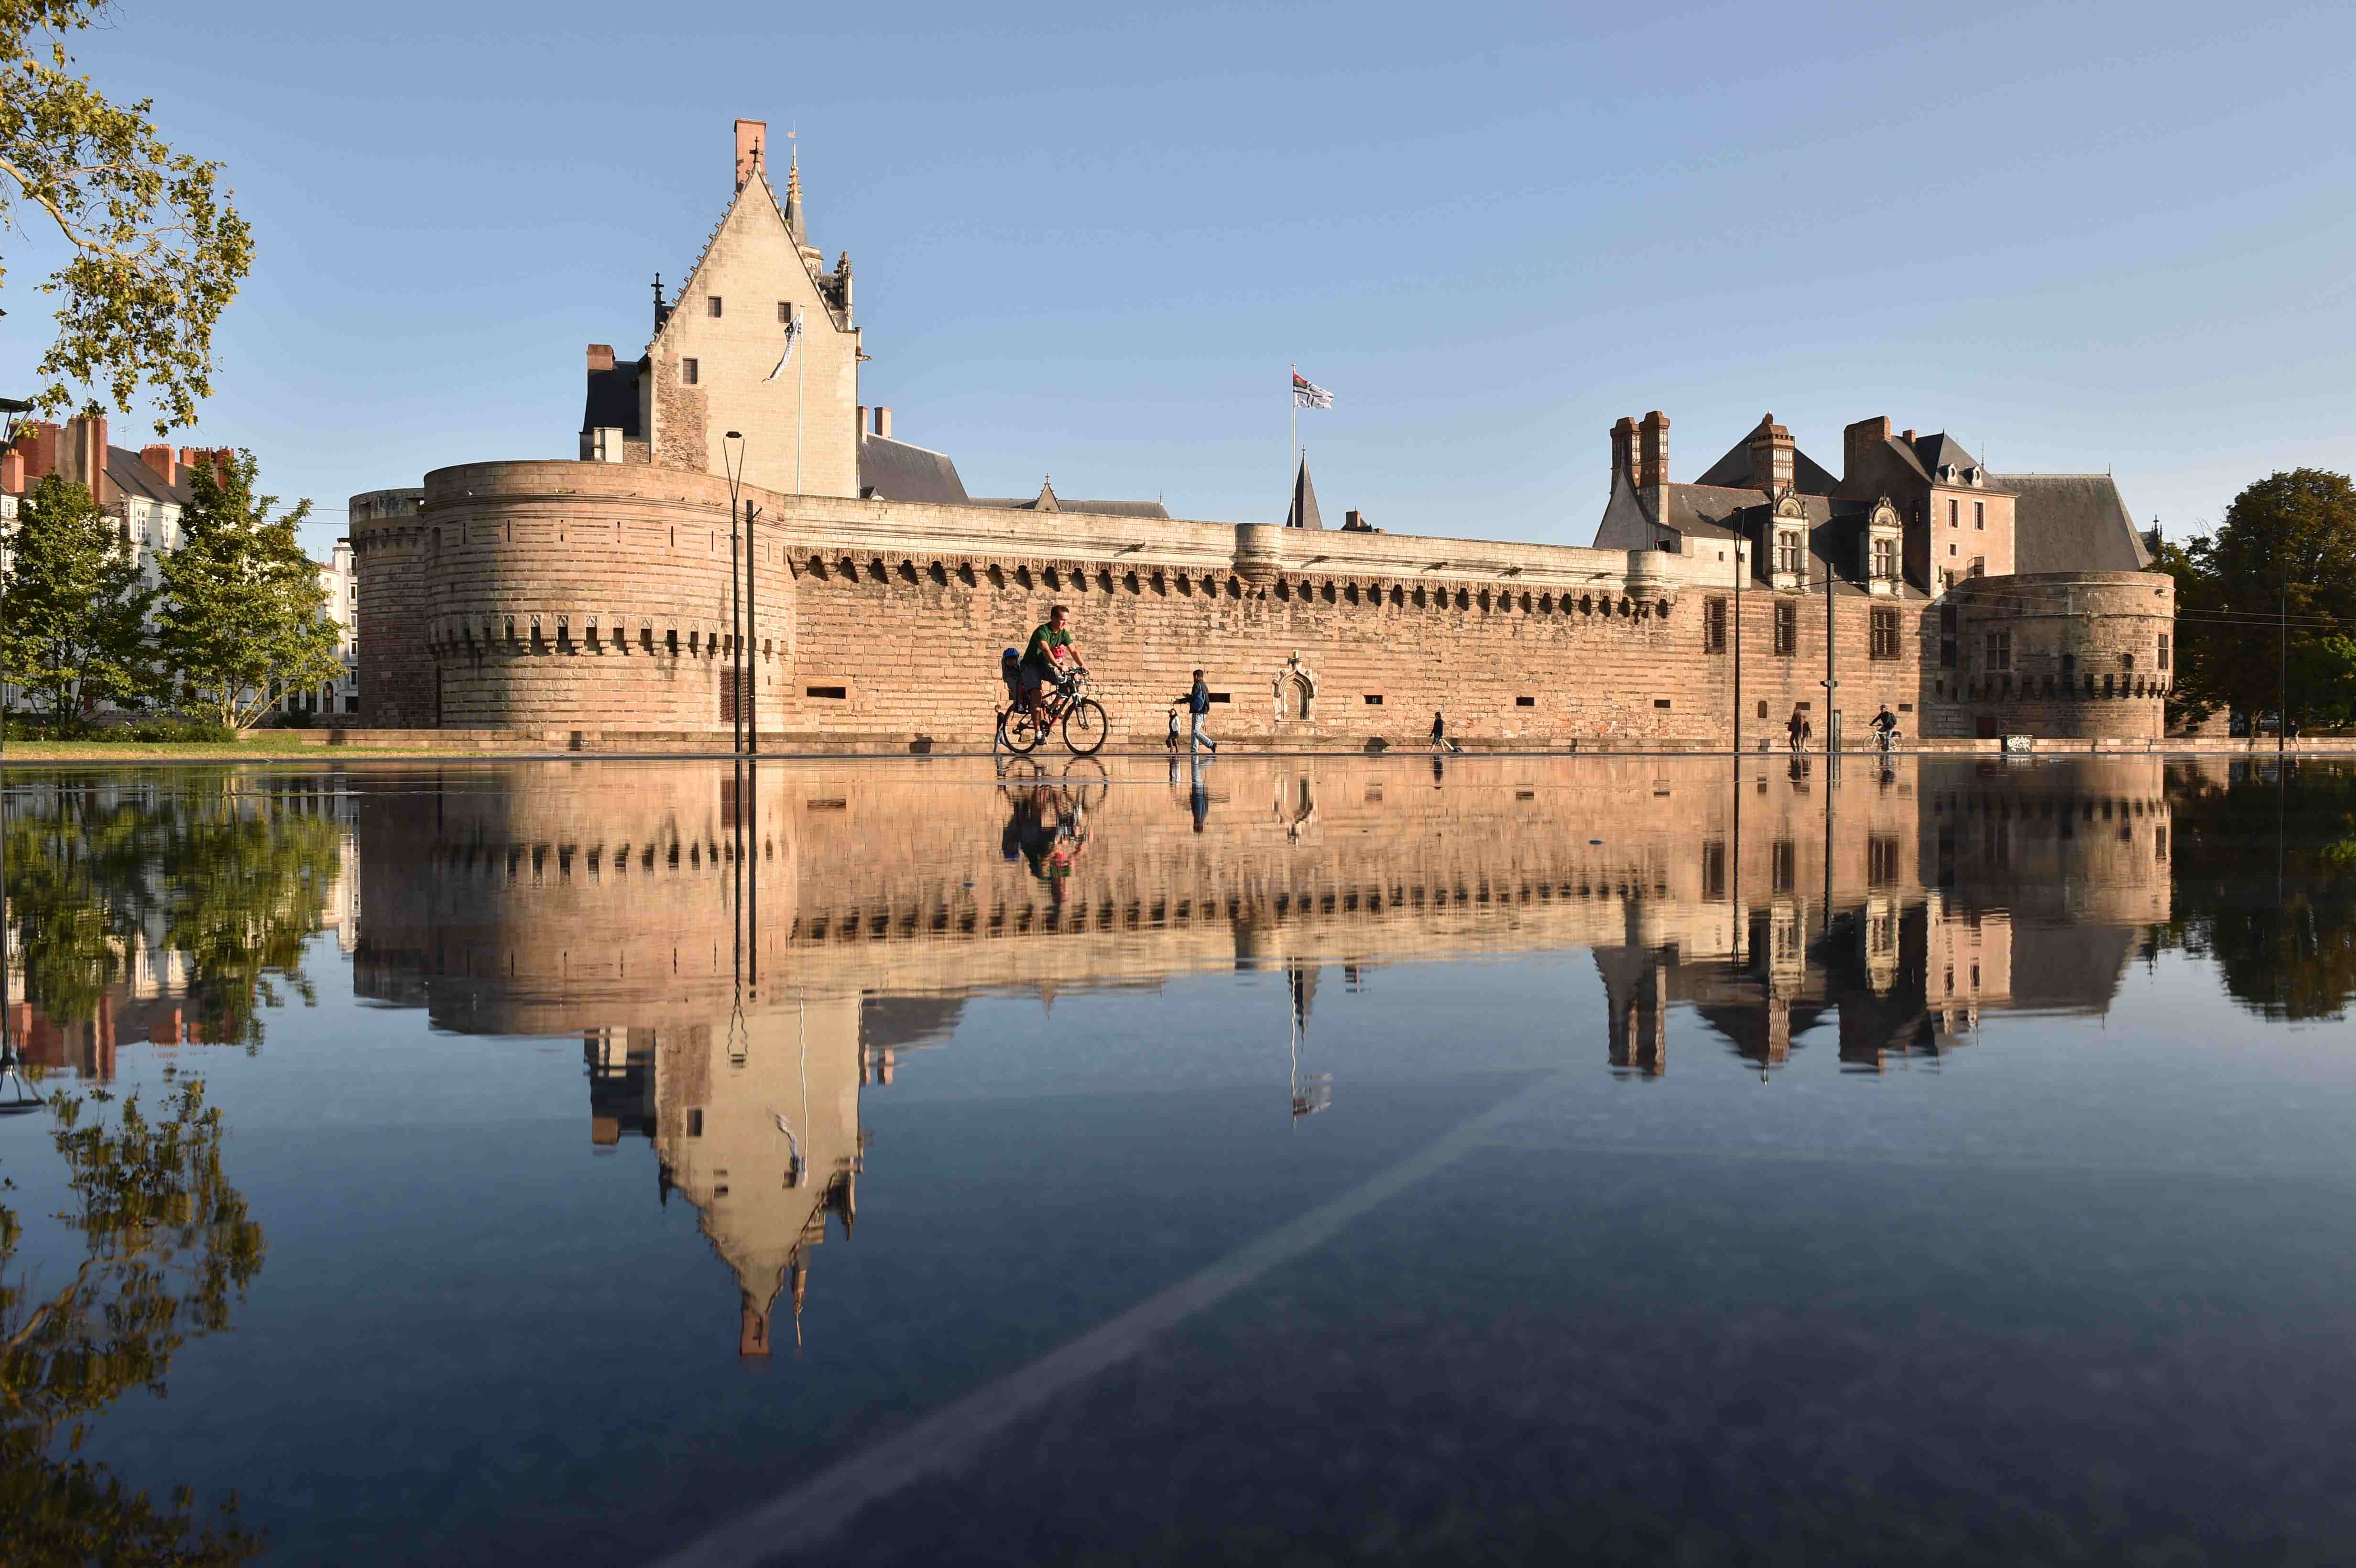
<box><xmin>3</xmin><ymin>753</ymin><xmax>2355</xmax><ymax>1565</ymax></box>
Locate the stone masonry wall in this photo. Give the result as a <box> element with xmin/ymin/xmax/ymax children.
<box><xmin>357</xmin><ymin>459</ymin><xmax>2167</xmax><ymax>747</ymax></box>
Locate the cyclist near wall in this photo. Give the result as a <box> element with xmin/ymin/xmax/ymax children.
<box><xmin>1019</xmin><ymin>604</ymin><xmax>1083</xmax><ymax>715</ymax></box>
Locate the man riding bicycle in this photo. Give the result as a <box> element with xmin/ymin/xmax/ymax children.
<box><xmin>1870</xmin><ymin>704</ymin><xmax>1900</xmax><ymax>750</ymax></box>
<box><xmin>1019</xmin><ymin>605</ymin><xmax>1084</xmax><ymax>716</ymax></box>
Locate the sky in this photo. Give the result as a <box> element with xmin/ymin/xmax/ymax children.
<box><xmin>3</xmin><ymin>0</ymin><xmax>2353</xmax><ymax>559</ymax></box>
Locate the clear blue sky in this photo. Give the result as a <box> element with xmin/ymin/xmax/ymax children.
<box><xmin>5</xmin><ymin>0</ymin><xmax>2352</xmax><ymax>557</ymax></box>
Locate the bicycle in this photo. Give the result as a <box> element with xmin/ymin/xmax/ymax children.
<box><xmin>1874</xmin><ymin>726</ymin><xmax>1901</xmax><ymax>754</ymax></box>
<box><xmin>997</xmin><ymin>667</ymin><xmax>1109</xmax><ymax>757</ymax></box>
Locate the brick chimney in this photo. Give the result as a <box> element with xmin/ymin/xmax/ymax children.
<box><xmin>1747</xmin><ymin>413</ymin><xmax>1795</xmax><ymax>492</ymax></box>
<box><xmin>0</xmin><ymin>447</ymin><xmax>22</xmax><ymax>495</ymax></box>
<box><xmin>586</xmin><ymin>343</ymin><xmax>614</xmax><ymax>373</ymax></box>
<box><xmin>734</xmin><ymin>118</ymin><xmax>767</xmax><ymax>191</ymax></box>
<box><xmin>1636</xmin><ymin>411</ymin><xmax>1670</xmax><ymax>489</ymax></box>
<box><xmin>61</xmin><ymin>414</ymin><xmax>110</xmax><ymax>504</ymax></box>
<box><xmin>857</xmin><ymin>404</ymin><xmax>869</xmax><ymax>437</ymax></box>
<box><xmin>1843</xmin><ymin>416</ymin><xmax>1892</xmax><ymax>484</ymax></box>
<box><xmin>1610</xmin><ymin>415</ymin><xmax>1638</xmax><ymax>484</ymax></box>
<box><xmin>140</xmin><ymin>443</ymin><xmax>177</xmax><ymax>487</ymax></box>
<box><xmin>873</xmin><ymin>406</ymin><xmax>892</xmax><ymax>440</ymax></box>
<box><xmin>14</xmin><ymin>421</ymin><xmax>60</xmax><ymax>485</ymax></box>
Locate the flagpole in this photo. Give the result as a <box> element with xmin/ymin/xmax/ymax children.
<box><xmin>796</xmin><ymin>315</ymin><xmax>806</xmax><ymax>494</ymax></box>
<box><xmin>1289</xmin><ymin>364</ymin><xmax>1298</xmax><ymax>494</ymax></box>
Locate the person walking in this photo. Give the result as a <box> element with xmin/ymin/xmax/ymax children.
<box><xmin>1787</xmin><ymin>705</ymin><xmax>1807</xmax><ymax>752</ymax></box>
<box><xmin>1165</xmin><ymin>701</ymin><xmax>1182</xmax><ymax>753</ymax></box>
<box><xmin>1187</xmin><ymin>669</ymin><xmax>1218</xmax><ymax>755</ymax></box>
<box><xmin>1431</xmin><ymin>711</ymin><xmax>1461</xmax><ymax>754</ymax></box>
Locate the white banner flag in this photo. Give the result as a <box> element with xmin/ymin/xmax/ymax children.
<box><xmin>1291</xmin><ymin>371</ymin><xmax>1333</xmax><ymax>411</ymax></box>
<box><xmin>764</xmin><ymin>314</ymin><xmax>804</xmax><ymax>382</ymax></box>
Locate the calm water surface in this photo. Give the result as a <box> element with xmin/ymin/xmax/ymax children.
<box><xmin>2</xmin><ymin>753</ymin><xmax>2354</xmax><ymax>1565</ymax></box>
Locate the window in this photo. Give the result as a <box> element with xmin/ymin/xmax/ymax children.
<box><xmin>1516</xmin><ymin>696</ymin><xmax>1536</xmax><ymax>707</ymax></box>
<box><xmin>1868</xmin><ymin>835</ymin><xmax>1900</xmax><ymax>887</ymax></box>
<box><xmin>1773</xmin><ymin>600</ymin><xmax>1797</xmax><ymax>656</ymax></box>
<box><xmin>1704</xmin><ymin>596</ymin><xmax>1727</xmax><ymax>653</ymax></box>
<box><xmin>1985</xmin><ymin>631</ymin><xmax>2011</xmax><ymax>671</ymax></box>
<box><xmin>1871</xmin><ymin>536</ymin><xmax>1897</xmax><ymax>581</ymax></box>
<box><xmin>680</xmin><ymin>358</ymin><xmax>699</xmax><ymax>385</ymax></box>
<box><xmin>777</xmin><ymin>302</ymin><xmax>793</xmax><ymax>323</ymax></box>
<box><xmin>2122</xmin><ymin>653</ymin><xmax>2136</xmax><ymax>672</ymax></box>
<box><xmin>1870</xmin><ymin>606</ymin><xmax>1900</xmax><ymax>660</ymax></box>
<box><xmin>2062</xmin><ymin>653</ymin><xmax>2077</xmax><ymax>681</ymax></box>
<box><xmin>1775</xmin><ymin>530</ymin><xmax>1803</xmax><ymax>574</ymax></box>
<box><xmin>1948</xmin><ymin>542</ymin><xmax>1958</xmax><ymax>556</ymax></box>
<box><xmin>1969</xmin><ymin>556</ymin><xmax>1985</xmax><ymax>579</ymax></box>
<box><xmin>707</xmin><ymin>296</ymin><xmax>723</xmax><ymax>317</ymax></box>
<box><xmin>1942</xmin><ymin>570</ymin><xmax>1955</xmax><ymax>592</ymax></box>
<box><xmin>2158</xmin><ymin>634</ymin><xmax>2171</xmax><ymax>670</ymax></box>
<box><xmin>1363</xmin><ymin>694</ymin><xmax>1384</xmax><ymax>705</ymax></box>
<box><xmin>805</xmin><ymin>685</ymin><xmax>848</xmax><ymax>699</ymax></box>
<box><xmin>1702</xmin><ymin>840</ymin><xmax>1727</xmax><ymax>902</ymax></box>
<box><xmin>1771</xmin><ymin>838</ymin><xmax>1796</xmax><ymax>894</ymax></box>
<box><xmin>1653</xmin><ymin>698</ymin><xmax>1671</xmax><ymax>709</ymax></box>
<box><xmin>1949</xmin><ymin>499</ymin><xmax>1959</xmax><ymax>526</ymax></box>
<box><xmin>1974</xmin><ymin>501</ymin><xmax>1985</xmax><ymax>530</ymax></box>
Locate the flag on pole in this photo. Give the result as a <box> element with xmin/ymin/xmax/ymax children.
<box><xmin>764</xmin><ymin>312</ymin><xmax>804</xmax><ymax>382</ymax></box>
<box><xmin>1292</xmin><ymin>371</ymin><xmax>1333</xmax><ymax>410</ymax></box>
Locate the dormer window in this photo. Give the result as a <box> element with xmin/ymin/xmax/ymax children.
<box><xmin>1939</xmin><ymin>464</ymin><xmax>1955</xmax><ymax>481</ymax></box>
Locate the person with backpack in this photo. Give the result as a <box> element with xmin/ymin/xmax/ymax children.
<box><xmin>1185</xmin><ymin>669</ymin><xmax>1217</xmax><ymax>755</ymax></box>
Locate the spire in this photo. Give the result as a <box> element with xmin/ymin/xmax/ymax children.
<box><xmin>1286</xmin><ymin>452</ymin><xmax>1324</xmax><ymax>530</ymax></box>
<box><xmin>783</xmin><ymin>142</ymin><xmax>807</xmax><ymax>245</ymax></box>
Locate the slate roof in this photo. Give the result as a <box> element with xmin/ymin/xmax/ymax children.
<box><xmin>1693</xmin><ymin>438</ymin><xmax>1839</xmax><ymax>495</ymax></box>
<box><xmin>971</xmin><ymin>495</ymin><xmax>1171</xmax><ymax>520</ymax></box>
<box><xmin>105</xmin><ymin>446</ymin><xmax>193</xmax><ymax>506</ymax></box>
<box><xmin>1285</xmin><ymin>454</ymin><xmax>1324</xmax><ymax>529</ymax></box>
<box><xmin>1996</xmin><ymin>473</ymin><xmax>2154</xmax><ymax>573</ymax></box>
<box><xmin>579</xmin><ymin>359</ymin><xmax>644</xmax><ymax>438</ymax></box>
<box><xmin>858</xmin><ymin>432</ymin><xmax>971</xmax><ymax>506</ymax></box>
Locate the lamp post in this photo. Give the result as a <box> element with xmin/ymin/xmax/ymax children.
<box><xmin>1732</xmin><ymin>536</ymin><xmax>1745</xmax><ymax>755</ymax></box>
<box><xmin>722</xmin><ymin>431</ymin><xmax>746</xmax><ymax>756</ymax></box>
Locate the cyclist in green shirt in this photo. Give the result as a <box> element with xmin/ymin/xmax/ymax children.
<box><xmin>1018</xmin><ymin>605</ymin><xmax>1082</xmax><ymax>715</ymax></box>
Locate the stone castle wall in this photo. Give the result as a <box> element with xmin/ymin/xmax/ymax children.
<box><xmin>352</xmin><ymin>459</ymin><xmax>2168</xmax><ymax>747</ymax></box>
<box><xmin>1928</xmin><ymin>573</ymin><xmax>2176</xmax><ymax>741</ymax></box>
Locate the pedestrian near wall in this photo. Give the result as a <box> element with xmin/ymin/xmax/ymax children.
<box><xmin>1431</xmin><ymin>710</ymin><xmax>1461</xmax><ymax>755</ymax></box>
<box><xmin>1188</xmin><ymin>670</ymin><xmax>1217</xmax><ymax>755</ymax></box>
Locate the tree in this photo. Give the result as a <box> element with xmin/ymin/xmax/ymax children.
<box><xmin>2152</xmin><ymin>535</ymin><xmax>2223</xmax><ymax>730</ymax></box>
<box><xmin>154</xmin><ymin>453</ymin><xmax>340</xmax><ymax>731</ymax></box>
<box><xmin>0</xmin><ymin>1078</ymin><xmax>268</xmax><ymax>1563</ymax></box>
<box><xmin>2184</xmin><ymin>470</ymin><xmax>2356</xmax><ymax>730</ymax></box>
<box><xmin>0</xmin><ymin>471</ymin><xmax>155</xmax><ymax>723</ymax></box>
<box><xmin>2</xmin><ymin>1</ymin><xmax>254</xmax><ymax>432</ymax></box>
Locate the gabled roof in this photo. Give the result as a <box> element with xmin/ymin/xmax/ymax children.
<box><xmin>1996</xmin><ymin>473</ymin><xmax>2154</xmax><ymax>573</ymax></box>
<box><xmin>651</xmin><ymin>165</ymin><xmax>847</xmax><ymax>356</ymax></box>
<box><xmin>1909</xmin><ymin>432</ymin><xmax>1988</xmax><ymax>482</ymax></box>
<box><xmin>858</xmin><ymin>432</ymin><xmax>970</xmax><ymax>506</ymax></box>
<box><xmin>1693</xmin><ymin>435</ymin><xmax>1839</xmax><ymax>495</ymax></box>
<box><xmin>1285</xmin><ymin>454</ymin><xmax>1324</xmax><ymax>529</ymax></box>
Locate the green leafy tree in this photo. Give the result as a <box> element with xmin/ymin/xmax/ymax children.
<box><xmin>0</xmin><ymin>1078</ymin><xmax>268</xmax><ymax>1563</ymax></box>
<box><xmin>2</xmin><ymin>770</ymin><xmax>345</xmax><ymax>1045</ymax></box>
<box><xmin>0</xmin><ymin>471</ymin><xmax>155</xmax><ymax>723</ymax></box>
<box><xmin>2189</xmin><ymin>469</ymin><xmax>2356</xmax><ymax>731</ymax></box>
<box><xmin>2</xmin><ymin>0</ymin><xmax>255</xmax><ymax>431</ymax></box>
<box><xmin>2153</xmin><ymin>535</ymin><xmax>2223</xmax><ymax>730</ymax></box>
<box><xmin>154</xmin><ymin>454</ymin><xmax>339</xmax><ymax>732</ymax></box>
<box><xmin>2163</xmin><ymin>762</ymin><xmax>2356</xmax><ymax>1020</ymax></box>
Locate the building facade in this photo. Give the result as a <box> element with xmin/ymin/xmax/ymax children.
<box><xmin>1</xmin><ymin>415</ymin><xmax>358</xmax><ymax>720</ymax></box>
<box><xmin>349</xmin><ymin>118</ymin><xmax>2172</xmax><ymax>749</ymax></box>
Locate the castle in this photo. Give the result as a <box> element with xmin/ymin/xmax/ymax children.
<box><xmin>351</xmin><ymin>119</ymin><xmax>2171</xmax><ymax>749</ymax></box>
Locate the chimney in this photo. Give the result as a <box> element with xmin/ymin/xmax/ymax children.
<box><xmin>1610</xmin><ymin>415</ymin><xmax>1638</xmax><ymax>484</ymax></box>
<box><xmin>1746</xmin><ymin>413</ymin><xmax>1795</xmax><ymax>492</ymax></box>
<box><xmin>1842</xmin><ymin>415</ymin><xmax>1892</xmax><ymax>483</ymax></box>
<box><xmin>857</xmin><ymin>404</ymin><xmax>869</xmax><ymax>438</ymax></box>
<box><xmin>586</xmin><ymin>343</ymin><xmax>614</xmax><ymax>373</ymax></box>
<box><xmin>1636</xmin><ymin>411</ymin><xmax>1669</xmax><ymax>489</ymax></box>
<box><xmin>15</xmin><ymin>421</ymin><xmax>60</xmax><ymax>484</ymax></box>
<box><xmin>140</xmin><ymin>443</ymin><xmax>177</xmax><ymax>487</ymax></box>
<box><xmin>873</xmin><ymin>406</ymin><xmax>892</xmax><ymax>440</ymax></box>
<box><xmin>1900</xmin><ymin>428</ymin><xmax>1915</xmax><ymax>444</ymax></box>
<box><xmin>733</xmin><ymin>119</ymin><xmax>767</xmax><ymax>191</ymax></box>
<box><xmin>0</xmin><ymin>447</ymin><xmax>22</xmax><ymax>494</ymax></box>
<box><xmin>61</xmin><ymin>414</ymin><xmax>110</xmax><ymax>504</ymax></box>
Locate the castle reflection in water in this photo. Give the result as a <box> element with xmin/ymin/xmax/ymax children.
<box><xmin>342</xmin><ymin>753</ymin><xmax>2173</xmax><ymax>1354</ymax></box>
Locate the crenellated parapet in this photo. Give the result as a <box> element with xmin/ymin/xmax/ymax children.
<box><xmin>355</xmin><ymin>457</ymin><xmax>1730</xmax><ymax>743</ymax></box>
